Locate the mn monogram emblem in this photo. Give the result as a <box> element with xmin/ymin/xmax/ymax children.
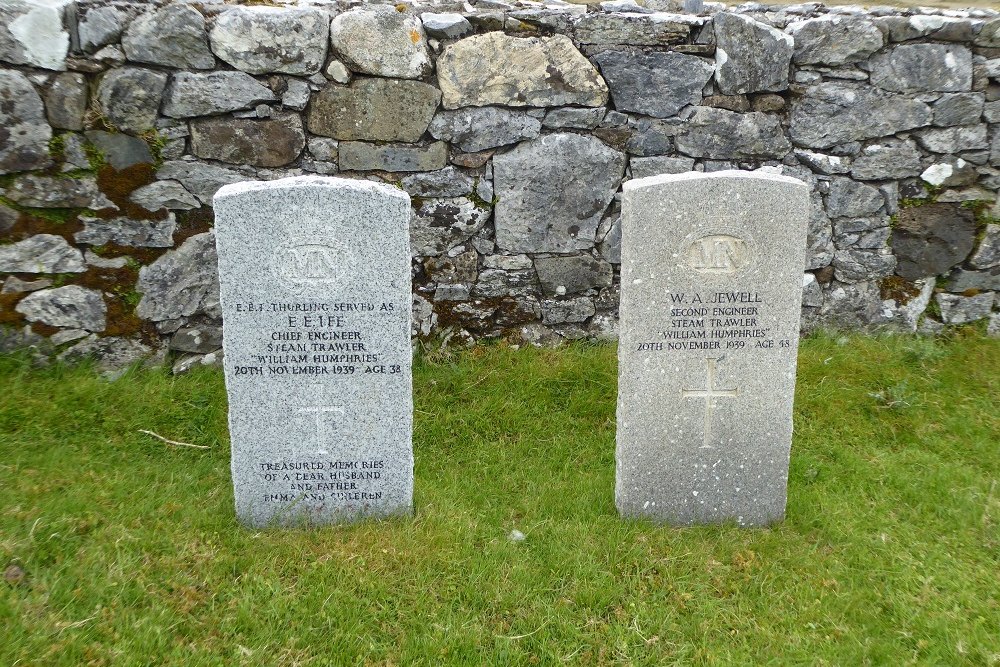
<box><xmin>685</xmin><ymin>235</ymin><xmax>749</xmax><ymax>274</ymax></box>
<box><xmin>273</xmin><ymin>236</ymin><xmax>347</xmax><ymax>288</ymax></box>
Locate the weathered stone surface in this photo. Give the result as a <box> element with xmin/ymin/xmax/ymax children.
<box><xmin>401</xmin><ymin>167</ymin><xmax>474</xmax><ymax>198</ymax></box>
<box><xmin>914</xmin><ymin>125</ymin><xmax>989</xmax><ymax>154</ymax></box>
<box><xmin>714</xmin><ymin>13</ymin><xmax>793</xmax><ymax>95</ymax></box>
<box><xmin>78</xmin><ymin>5</ymin><xmax>126</xmax><ymax>53</ymax></box>
<box><xmin>592</xmin><ymin>50</ymin><xmax>713</xmax><ymax>118</ymax></box>
<box><xmin>630</xmin><ymin>155</ymin><xmax>695</xmax><ymax>179</ymax></box>
<box><xmin>97</xmin><ymin>67</ymin><xmax>168</xmax><ymax>135</ymax></box>
<box><xmin>616</xmin><ymin>170</ymin><xmax>809</xmax><ymax>526</ymax></box>
<box><xmin>0</xmin><ymin>0</ymin><xmax>70</xmax><ymax>70</ymax></box>
<box><xmin>6</xmin><ymin>175</ymin><xmax>114</xmax><ymax>210</ymax></box>
<box><xmin>849</xmin><ymin>140</ymin><xmax>923</xmax><ymax>180</ymax></box>
<box><xmin>494</xmin><ymin>133</ymin><xmax>625</xmax><ymax>253</ymax></box>
<box><xmin>969</xmin><ymin>224</ymin><xmax>1000</xmax><ymax>270</ymax></box>
<box><xmin>472</xmin><ymin>267</ymin><xmax>539</xmax><ymax>298</ymax></box>
<box><xmin>540</xmin><ymin>296</ymin><xmax>595</xmax><ymax>324</ymax></box>
<box><xmin>136</xmin><ymin>231</ymin><xmax>220</xmax><ymax>322</ymax></box>
<box><xmin>330</xmin><ymin>8</ymin><xmax>431</xmax><ymax>79</ymax></box>
<box><xmin>129</xmin><ymin>180</ymin><xmax>200</xmax><ymax>211</ymax></box>
<box><xmin>826</xmin><ymin>177</ymin><xmax>884</xmax><ymax>219</ymax></box>
<box><xmin>162</xmin><ymin>71</ymin><xmax>276</xmax><ymax>118</ymax></box>
<box><xmin>84</xmin><ymin>130</ymin><xmax>153</xmax><ymax>170</ymax></box>
<box><xmin>932</xmin><ymin>93</ymin><xmax>985</xmax><ymax>127</ymax></box>
<box><xmin>0</xmin><ymin>69</ymin><xmax>52</xmax><ymax>174</ymax></box>
<box><xmin>920</xmin><ymin>158</ymin><xmax>977</xmax><ymax>188</ymax></box>
<box><xmin>944</xmin><ymin>267</ymin><xmax>1000</xmax><ymax>292</ymax></box>
<box><xmin>190</xmin><ymin>114</ymin><xmax>304</xmax><ymax>167</ymax></box>
<box><xmin>421</xmin><ymin>12</ymin><xmax>473</xmax><ymax>39</ymax></box>
<box><xmin>534</xmin><ymin>255</ymin><xmax>612</xmax><ymax>296</ymax></box>
<box><xmin>45</xmin><ymin>72</ymin><xmax>87</xmax><ymax>131</ymax></box>
<box><xmin>2</xmin><ymin>276</ymin><xmax>51</xmax><ymax>294</ymax></box>
<box><xmin>976</xmin><ymin>18</ymin><xmax>1000</xmax><ymax>47</ymax></box>
<box><xmin>122</xmin><ymin>4</ymin><xmax>214</xmax><ymax>70</ymax></box>
<box><xmin>936</xmin><ymin>292</ymin><xmax>995</xmax><ymax>324</ymax></box>
<box><xmin>0</xmin><ymin>234</ymin><xmax>85</xmax><ymax>273</ymax></box>
<box><xmin>542</xmin><ymin>106</ymin><xmax>606</xmax><ymax>130</ymax></box>
<box><xmin>339</xmin><ymin>141</ymin><xmax>447</xmax><ymax>172</ymax></box>
<box><xmin>833</xmin><ymin>249</ymin><xmax>896</xmax><ymax>283</ymax></box>
<box><xmin>209</xmin><ymin>7</ymin><xmax>329</xmax><ymax>75</ymax></box>
<box><xmin>0</xmin><ymin>203</ymin><xmax>16</xmax><ymax>235</ymax></box>
<box><xmin>573</xmin><ymin>12</ymin><xmax>691</xmax><ymax>46</ymax></box>
<box><xmin>870</xmin><ymin>44</ymin><xmax>972</xmax><ymax>94</ymax></box>
<box><xmin>308</xmin><ymin>78</ymin><xmax>440</xmax><ymax>143</ymax></box>
<box><xmin>892</xmin><ymin>203</ymin><xmax>977</xmax><ymax>280</ymax></box>
<box><xmin>410</xmin><ymin>197</ymin><xmax>491</xmax><ymax>256</ymax></box>
<box><xmin>675</xmin><ymin>107</ymin><xmax>790</xmax><ymax>159</ymax></box>
<box><xmin>790</xmin><ymin>84</ymin><xmax>932</xmax><ymax>150</ymax></box>
<box><xmin>58</xmin><ymin>335</ymin><xmax>158</xmax><ymax>379</ymax></box>
<box><xmin>879</xmin><ymin>15</ymin><xmax>977</xmax><ymax>43</ymax></box>
<box><xmin>437</xmin><ymin>32</ymin><xmax>608</xmax><ymax>109</ymax></box>
<box><xmin>428</xmin><ymin>107</ymin><xmax>541</xmax><ymax>153</ymax></box>
<box><xmin>15</xmin><ymin>285</ymin><xmax>106</xmax><ymax>332</ymax></box>
<box><xmin>75</xmin><ymin>214</ymin><xmax>176</xmax><ymax>248</ymax></box>
<box><xmin>786</xmin><ymin>16</ymin><xmax>883</xmax><ymax>66</ymax></box>
<box><xmin>156</xmin><ymin>160</ymin><xmax>250</xmax><ymax>206</ymax></box>
<box><xmin>169</xmin><ymin>325</ymin><xmax>223</xmax><ymax>354</ymax></box>
<box><xmin>214</xmin><ymin>176</ymin><xmax>413</xmax><ymax>526</ymax></box>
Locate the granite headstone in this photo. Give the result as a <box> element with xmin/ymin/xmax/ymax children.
<box><xmin>214</xmin><ymin>176</ymin><xmax>413</xmax><ymax>527</ymax></box>
<box><xmin>616</xmin><ymin>171</ymin><xmax>809</xmax><ymax>526</ymax></box>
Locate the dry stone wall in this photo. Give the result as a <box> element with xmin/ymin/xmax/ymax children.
<box><xmin>1</xmin><ymin>0</ymin><xmax>1000</xmax><ymax>373</ymax></box>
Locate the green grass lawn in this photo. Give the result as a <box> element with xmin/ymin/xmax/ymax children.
<box><xmin>1</xmin><ymin>332</ymin><xmax>998</xmax><ymax>666</ymax></box>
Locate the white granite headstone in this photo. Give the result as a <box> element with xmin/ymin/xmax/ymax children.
<box><xmin>214</xmin><ymin>176</ymin><xmax>413</xmax><ymax>527</ymax></box>
<box><xmin>616</xmin><ymin>171</ymin><xmax>810</xmax><ymax>526</ymax></box>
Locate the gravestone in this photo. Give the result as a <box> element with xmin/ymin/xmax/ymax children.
<box><xmin>214</xmin><ymin>176</ymin><xmax>413</xmax><ymax>528</ymax></box>
<box><xmin>616</xmin><ymin>170</ymin><xmax>810</xmax><ymax>526</ymax></box>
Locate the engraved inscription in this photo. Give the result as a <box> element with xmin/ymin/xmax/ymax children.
<box><xmin>297</xmin><ymin>383</ymin><xmax>345</xmax><ymax>456</ymax></box>
<box><xmin>273</xmin><ymin>236</ymin><xmax>347</xmax><ymax>287</ymax></box>
<box><xmin>681</xmin><ymin>357</ymin><xmax>738</xmax><ymax>449</ymax></box>
<box><xmin>686</xmin><ymin>235</ymin><xmax>749</xmax><ymax>274</ymax></box>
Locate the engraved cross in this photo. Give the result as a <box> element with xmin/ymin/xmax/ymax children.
<box><xmin>681</xmin><ymin>357</ymin><xmax>738</xmax><ymax>449</ymax></box>
<box><xmin>297</xmin><ymin>384</ymin><xmax>345</xmax><ymax>456</ymax></box>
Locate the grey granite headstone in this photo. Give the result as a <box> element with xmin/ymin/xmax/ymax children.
<box><xmin>616</xmin><ymin>171</ymin><xmax>809</xmax><ymax>527</ymax></box>
<box><xmin>214</xmin><ymin>176</ymin><xmax>413</xmax><ymax>528</ymax></box>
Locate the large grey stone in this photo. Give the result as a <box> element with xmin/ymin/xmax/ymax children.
<box><xmin>420</xmin><ymin>12</ymin><xmax>473</xmax><ymax>39</ymax></box>
<box><xmin>15</xmin><ymin>285</ymin><xmax>106</xmax><ymax>332</ymax></box>
<box><xmin>936</xmin><ymin>292</ymin><xmax>995</xmax><ymax>324</ymax></box>
<box><xmin>932</xmin><ymin>93</ymin><xmax>985</xmax><ymax>128</ymax></box>
<box><xmin>573</xmin><ymin>12</ymin><xmax>692</xmax><ymax>46</ymax></box>
<box><xmin>400</xmin><ymin>167</ymin><xmax>474</xmax><ymax>198</ymax></box>
<box><xmin>540</xmin><ymin>297</ymin><xmax>595</xmax><ymax>324</ymax></box>
<box><xmin>870</xmin><ymin>44</ymin><xmax>973</xmax><ymax>94</ymax></box>
<box><xmin>0</xmin><ymin>234</ymin><xmax>85</xmax><ymax>273</ymax></box>
<box><xmin>163</xmin><ymin>71</ymin><xmax>276</xmax><ymax>118</ymax></box>
<box><xmin>308</xmin><ymin>78</ymin><xmax>440</xmax><ymax>143</ymax></box>
<box><xmin>976</xmin><ymin>18</ymin><xmax>1000</xmax><ymax>47</ymax></box>
<box><xmin>97</xmin><ymin>67</ymin><xmax>168</xmax><ymax>135</ymax></box>
<box><xmin>913</xmin><ymin>125</ymin><xmax>989</xmax><ymax>154</ymax></box>
<box><xmin>969</xmin><ymin>224</ymin><xmax>1000</xmax><ymax>270</ymax></box>
<box><xmin>542</xmin><ymin>107</ymin><xmax>606</xmax><ymax>130</ymax></box>
<box><xmin>170</xmin><ymin>325</ymin><xmax>223</xmax><ymax>354</ymax></box>
<box><xmin>630</xmin><ymin>155</ymin><xmax>695</xmax><ymax>179</ymax></box>
<box><xmin>410</xmin><ymin>197</ymin><xmax>491</xmax><ymax>256</ymax></box>
<box><xmin>832</xmin><ymin>249</ymin><xmax>896</xmax><ymax>283</ymax></box>
<box><xmin>329</xmin><ymin>8</ymin><xmax>431</xmax><ymax>80</ymax></box>
<box><xmin>45</xmin><ymin>72</ymin><xmax>87</xmax><ymax>131</ymax></box>
<box><xmin>136</xmin><ymin>231</ymin><xmax>220</xmax><ymax>322</ymax></box>
<box><xmin>83</xmin><ymin>130</ymin><xmax>153</xmax><ymax>170</ymax></box>
<box><xmin>616</xmin><ymin>170</ymin><xmax>809</xmax><ymax>526</ymax></box>
<box><xmin>75</xmin><ymin>214</ymin><xmax>176</xmax><ymax>249</ymax></box>
<box><xmin>58</xmin><ymin>335</ymin><xmax>158</xmax><ymax>379</ymax></box>
<box><xmin>790</xmin><ymin>84</ymin><xmax>932</xmax><ymax>150</ymax></box>
<box><xmin>493</xmin><ymin>133</ymin><xmax>625</xmax><ymax>253</ymax></box>
<box><xmin>786</xmin><ymin>16</ymin><xmax>883</xmax><ymax>66</ymax></box>
<box><xmin>0</xmin><ymin>0</ymin><xmax>71</xmax><ymax>70</ymax></box>
<box><xmin>338</xmin><ymin>142</ymin><xmax>447</xmax><ymax>172</ymax></box>
<box><xmin>0</xmin><ymin>69</ymin><xmax>52</xmax><ymax>174</ymax></box>
<box><xmin>129</xmin><ymin>181</ymin><xmax>200</xmax><ymax>212</ymax></box>
<box><xmin>892</xmin><ymin>203</ymin><xmax>977</xmax><ymax>280</ymax></box>
<box><xmin>878</xmin><ymin>15</ymin><xmax>977</xmax><ymax>43</ymax></box>
<box><xmin>156</xmin><ymin>160</ymin><xmax>251</xmax><ymax>206</ymax></box>
<box><xmin>675</xmin><ymin>107</ymin><xmax>790</xmax><ymax>159</ymax></box>
<box><xmin>714</xmin><ymin>13</ymin><xmax>793</xmax><ymax>95</ymax></box>
<box><xmin>78</xmin><ymin>5</ymin><xmax>126</xmax><ymax>53</ymax></box>
<box><xmin>214</xmin><ymin>176</ymin><xmax>413</xmax><ymax>527</ymax></box>
<box><xmin>592</xmin><ymin>50</ymin><xmax>713</xmax><ymax>118</ymax></box>
<box><xmin>190</xmin><ymin>114</ymin><xmax>305</xmax><ymax>168</ymax></box>
<box><xmin>209</xmin><ymin>7</ymin><xmax>329</xmax><ymax>76</ymax></box>
<box><xmin>437</xmin><ymin>32</ymin><xmax>608</xmax><ymax>109</ymax></box>
<box><xmin>849</xmin><ymin>140</ymin><xmax>923</xmax><ymax>180</ymax></box>
<box><xmin>5</xmin><ymin>175</ymin><xmax>114</xmax><ymax>210</ymax></box>
<box><xmin>427</xmin><ymin>107</ymin><xmax>541</xmax><ymax>153</ymax></box>
<box><xmin>826</xmin><ymin>178</ymin><xmax>884</xmax><ymax>219</ymax></box>
<box><xmin>944</xmin><ymin>267</ymin><xmax>1000</xmax><ymax>293</ymax></box>
<box><xmin>122</xmin><ymin>5</ymin><xmax>214</xmax><ymax>70</ymax></box>
<box><xmin>534</xmin><ymin>255</ymin><xmax>613</xmax><ymax>297</ymax></box>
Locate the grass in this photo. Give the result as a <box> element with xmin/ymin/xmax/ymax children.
<box><xmin>1</xmin><ymin>331</ymin><xmax>998</xmax><ymax>666</ymax></box>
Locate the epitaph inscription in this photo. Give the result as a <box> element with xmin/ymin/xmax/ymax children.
<box><xmin>215</xmin><ymin>176</ymin><xmax>413</xmax><ymax>527</ymax></box>
<box><xmin>616</xmin><ymin>171</ymin><xmax>809</xmax><ymax>527</ymax></box>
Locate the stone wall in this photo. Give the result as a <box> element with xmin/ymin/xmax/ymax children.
<box><xmin>1</xmin><ymin>0</ymin><xmax>999</xmax><ymax>372</ymax></box>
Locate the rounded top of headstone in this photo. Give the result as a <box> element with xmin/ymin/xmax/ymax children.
<box><xmin>623</xmin><ymin>169</ymin><xmax>808</xmax><ymax>193</ymax></box>
<box><xmin>213</xmin><ymin>175</ymin><xmax>411</xmax><ymax>205</ymax></box>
